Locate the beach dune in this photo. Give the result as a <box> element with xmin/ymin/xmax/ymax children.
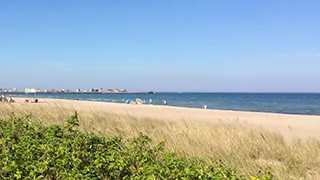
<box><xmin>13</xmin><ymin>97</ymin><xmax>320</xmax><ymax>140</ymax></box>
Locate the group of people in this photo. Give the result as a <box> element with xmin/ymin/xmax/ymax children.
<box><xmin>25</xmin><ymin>98</ymin><xmax>39</xmax><ymax>103</ymax></box>
<box><xmin>0</xmin><ymin>95</ymin><xmax>15</xmax><ymax>103</ymax></box>
<box><xmin>0</xmin><ymin>95</ymin><xmax>40</xmax><ymax>104</ymax></box>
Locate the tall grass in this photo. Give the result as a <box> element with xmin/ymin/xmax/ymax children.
<box><xmin>1</xmin><ymin>103</ymin><xmax>320</xmax><ymax>179</ymax></box>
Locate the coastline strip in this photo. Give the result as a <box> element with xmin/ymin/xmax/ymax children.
<box><xmin>10</xmin><ymin>97</ymin><xmax>320</xmax><ymax>140</ymax></box>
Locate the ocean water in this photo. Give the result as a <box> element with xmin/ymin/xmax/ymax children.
<box><xmin>11</xmin><ymin>93</ymin><xmax>320</xmax><ymax>116</ymax></box>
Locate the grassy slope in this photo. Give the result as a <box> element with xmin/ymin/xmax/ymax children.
<box><xmin>1</xmin><ymin>103</ymin><xmax>320</xmax><ymax>179</ymax></box>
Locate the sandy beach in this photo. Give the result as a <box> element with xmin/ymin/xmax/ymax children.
<box><xmin>11</xmin><ymin>97</ymin><xmax>320</xmax><ymax>140</ymax></box>
<box><xmin>5</xmin><ymin>97</ymin><xmax>320</xmax><ymax>179</ymax></box>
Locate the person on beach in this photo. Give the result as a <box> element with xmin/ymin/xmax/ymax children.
<box><xmin>0</xmin><ymin>95</ymin><xmax>15</xmax><ymax>103</ymax></box>
<box><xmin>163</xmin><ymin>100</ymin><xmax>167</xmax><ymax>105</ymax></box>
<box><xmin>149</xmin><ymin>99</ymin><xmax>153</xmax><ymax>104</ymax></box>
<box><xmin>8</xmin><ymin>97</ymin><xmax>14</xmax><ymax>103</ymax></box>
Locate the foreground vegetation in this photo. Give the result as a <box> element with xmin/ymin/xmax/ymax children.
<box><xmin>0</xmin><ymin>103</ymin><xmax>320</xmax><ymax>179</ymax></box>
<box><xmin>0</xmin><ymin>113</ymin><xmax>273</xmax><ymax>179</ymax></box>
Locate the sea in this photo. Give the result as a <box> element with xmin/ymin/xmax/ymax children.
<box><xmin>10</xmin><ymin>93</ymin><xmax>320</xmax><ymax>116</ymax></box>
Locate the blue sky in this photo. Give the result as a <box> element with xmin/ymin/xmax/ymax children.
<box><xmin>1</xmin><ymin>0</ymin><xmax>320</xmax><ymax>92</ymax></box>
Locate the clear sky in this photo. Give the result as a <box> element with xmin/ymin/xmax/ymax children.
<box><xmin>1</xmin><ymin>0</ymin><xmax>320</xmax><ymax>92</ymax></box>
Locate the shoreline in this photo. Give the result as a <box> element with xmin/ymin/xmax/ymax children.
<box><xmin>10</xmin><ymin>97</ymin><xmax>320</xmax><ymax>140</ymax></box>
<box><xmin>11</xmin><ymin>95</ymin><xmax>320</xmax><ymax>117</ymax></box>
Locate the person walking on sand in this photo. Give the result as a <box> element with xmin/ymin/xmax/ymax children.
<box><xmin>149</xmin><ymin>98</ymin><xmax>153</xmax><ymax>104</ymax></box>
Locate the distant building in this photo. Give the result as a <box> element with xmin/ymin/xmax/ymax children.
<box><xmin>119</xmin><ymin>89</ymin><xmax>127</xmax><ymax>92</ymax></box>
<box><xmin>25</xmin><ymin>88</ymin><xmax>37</xmax><ymax>93</ymax></box>
<box><xmin>113</xmin><ymin>89</ymin><xmax>119</xmax><ymax>93</ymax></box>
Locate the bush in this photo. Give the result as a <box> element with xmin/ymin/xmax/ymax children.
<box><xmin>0</xmin><ymin>113</ymin><xmax>272</xmax><ymax>179</ymax></box>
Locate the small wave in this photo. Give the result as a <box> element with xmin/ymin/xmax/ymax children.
<box><xmin>98</xmin><ymin>99</ymin><xmax>122</xmax><ymax>103</ymax></box>
<box><xmin>86</xmin><ymin>98</ymin><xmax>107</xmax><ymax>102</ymax></box>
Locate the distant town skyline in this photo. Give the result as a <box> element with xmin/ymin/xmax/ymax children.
<box><xmin>0</xmin><ymin>87</ymin><xmax>128</xmax><ymax>93</ymax></box>
<box><xmin>1</xmin><ymin>1</ymin><xmax>320</xmax><ymax>92</ymax></box>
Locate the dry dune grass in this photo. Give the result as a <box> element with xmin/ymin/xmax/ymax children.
<box><xmin>1</xmin><ymin>103</ymin><xmax>320</xmax><ymax>179</ymax></box>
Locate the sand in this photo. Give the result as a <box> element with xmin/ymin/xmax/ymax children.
<box><xmin>13</xmin><ymin>97</ymin><xmax>320</xmax><ymax>140</ymax></box>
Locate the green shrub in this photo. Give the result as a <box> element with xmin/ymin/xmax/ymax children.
<box><xmin>0</xmin><ymin>113</ymin><xmax>272</xmax><ymax>180</ymax></box>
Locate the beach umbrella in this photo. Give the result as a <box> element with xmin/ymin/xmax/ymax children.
<box><xmin>136</xmin><ymin>98</ymin><xmax>143</xmax><ymax>104</ymax></box>
<box><xmin>126</xmin><ymin>99</ymin><xmax>131</xmax><ymax>104</ymax></box>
